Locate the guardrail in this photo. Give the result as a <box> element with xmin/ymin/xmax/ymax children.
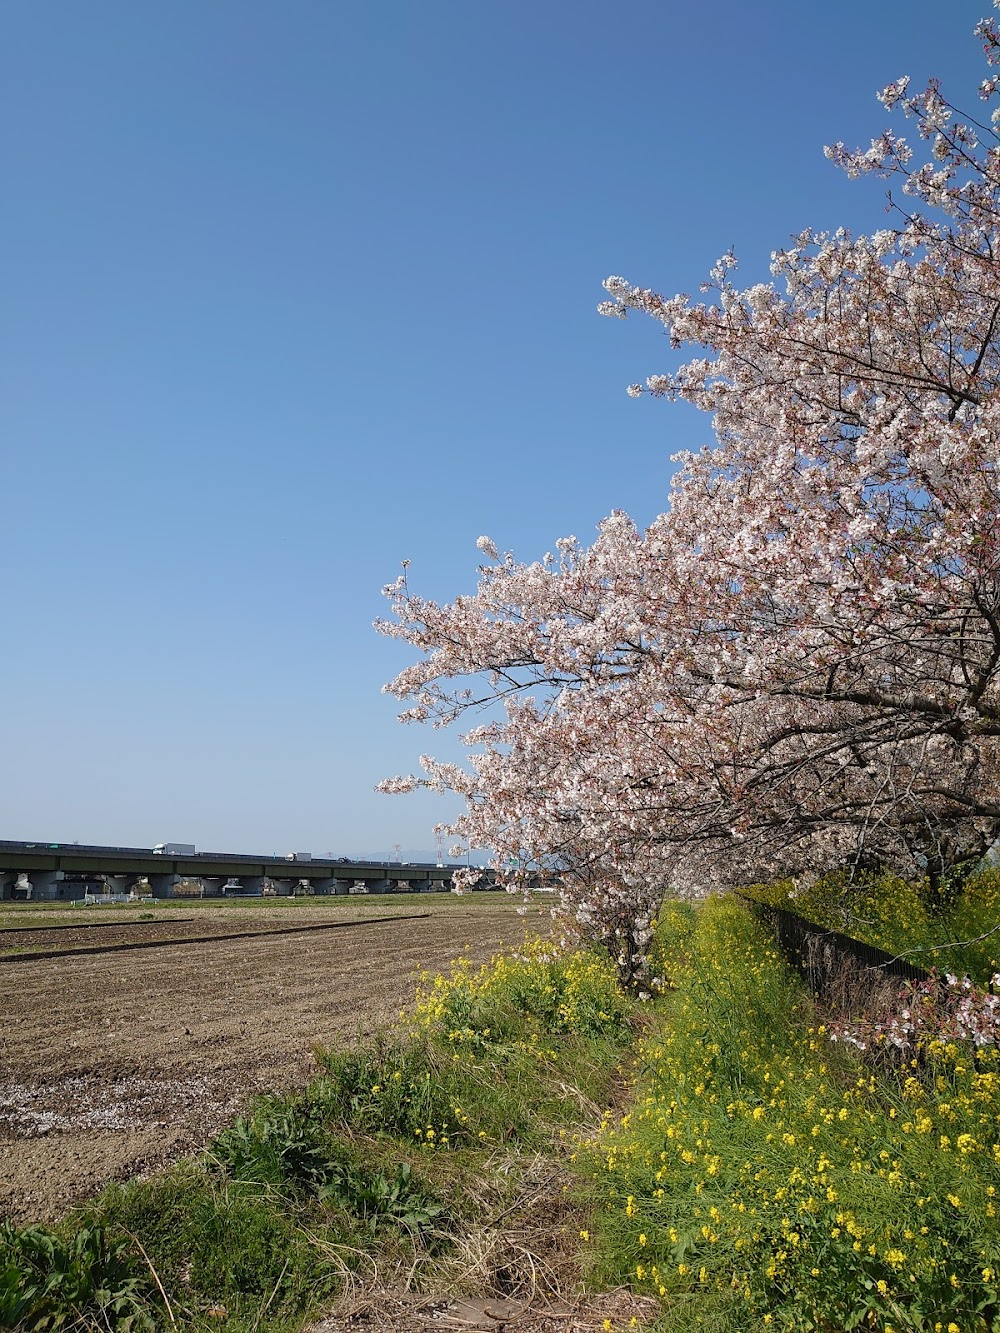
<box><xmin>75</xmin><ymin>893</ymin><xmax>156</xmax><ymax>907</ymax></box>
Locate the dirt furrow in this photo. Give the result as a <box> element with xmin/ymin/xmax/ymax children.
<box><xmin>0</xmin><ymin>900</ymin><xmax>523</xmax><ymax>1222</ymax></box>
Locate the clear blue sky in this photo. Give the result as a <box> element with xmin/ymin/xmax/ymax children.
<box><xmin>1</xmin><ymin>0</ymin><xmax>988</xmax><ymax>857</ymax></box>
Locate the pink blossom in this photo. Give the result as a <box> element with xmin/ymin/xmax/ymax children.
<box><xmin>377</xmin><ymin>14</ymin><xmax>1000</xmax><ymax>986</ymax></box>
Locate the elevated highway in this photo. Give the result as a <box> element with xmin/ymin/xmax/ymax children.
<box><xmin>0</xmin><ymin>840</ymin><xmax>494</xmax><ymax>901</ymax></box>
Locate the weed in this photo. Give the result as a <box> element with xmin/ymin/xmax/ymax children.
<box><xmin>209</xmin><ymin>1099</ymin><xmax>337</xmax><ymax>1196</ymax></box>
<box><xmin>321</xmin><ymin>1160</ymin><xmax>448</xmax><ymax>1239</ymax></box>
<box><xmin>0</xmin><ymin>1221</ymin><xmax>154</xmax><ymax>1331</ymax></box>
<box><xmin>208</xmin><ymin>1097</ymin><xmax>449</xmax><ymax>1242</ymax></box>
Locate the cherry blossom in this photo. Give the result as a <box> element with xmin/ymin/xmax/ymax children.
<box><xmin>378</xmin><ymin>11</ymin><xmax>1000</xmax><ymax>986</ymax></box>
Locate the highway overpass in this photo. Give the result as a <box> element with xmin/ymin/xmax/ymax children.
<box><xmin>0</xmin><ymin>840</ymin><xmax>494</xmax><ymax>900</ymax></box>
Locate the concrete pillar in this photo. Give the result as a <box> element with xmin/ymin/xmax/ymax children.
<box><xmin>148</xmin><ymin>874</ymin><xmax>180</xmax><ymax>898</ymax></box>
<box><xmin>409</xmin><ymin>879</ymin><xmax>432</xmax><ymax>892</ymax></box>
<box><xmin>332</xmin><ymin>878</ymin><xmax>353</xmax><ymax>895</ymax></box>
<box><xmin>232</xmin><ymin>877</ymin><xmax>265</xmax><ymax>895</ymax></box>
<box><xmin>199</xmin><ymin>878</ymin><xmax>227</xmax><ymax>897</ymax></box>
<box><xmin>308</xmin><ymin>877</ymin><xmax>338</xmax><ymax>895</ymax></box>
<box><xmin>17</xmin><ymin>871</ymin><xmax>59</xmax><ymax>900</ymax></box>
<box><xmin>0</xmin><ymin>872</ymin><xmax>15</xmax><ymax>900</ymax></box>
<box><xmin>367</xmin><ymin>878</ymin><xmax>392</xmax><ymax>894</ymax></box>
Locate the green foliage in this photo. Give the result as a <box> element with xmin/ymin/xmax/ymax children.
<box><xmin>313</xmin><ymin>1035</ymin><xmax>535</xmax><ymax>1146</ymax></box>
<box><xmin>325</xmin><ymin>1160</ymin><xmax>447</xmax><ymax>1238</ymax></box>
<box><xmin>313</xmin><ymin>940</ymin><xmax>635</xmax><ymax>1152</ymax></box>
<box><xmin>588</xmin><ymin>897</ymin><xmax>1000</xmax><ymax>1331</ymax></box>
<box><xmin>209</xmin><ymin>1097</ymin><xmax>448</xmax><ymax>1240</ymax></box>
<box><xmin>0</xmin><ymin>1221</ymin><xmax>153</xmax><ymax>1332</ymax></box>
<box><xmin>410</xmin><ymin>938</ymin><xmax>635</xmax><ymax>1046</ymax></box>
<box><xmin>209</xmin><ymin>1099</ymin><xmax>339</xmax><ymax>1195</ymax></box>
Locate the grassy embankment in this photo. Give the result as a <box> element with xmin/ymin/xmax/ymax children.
<box><xmin>588</xmin><ymin>896</ymin><xmax>1000</xmax><ymax>1331</ymax></box>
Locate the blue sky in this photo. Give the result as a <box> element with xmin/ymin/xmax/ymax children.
<box><xmin>1</xmin><ymin>0</ymin><xmax>989</xmax><ymax>857</ymax></box>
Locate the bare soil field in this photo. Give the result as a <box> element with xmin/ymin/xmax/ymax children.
<box><xmin>0</xmin><ymin>896</ymin><xmax>527</xmax><ymax>1223</ymax></box>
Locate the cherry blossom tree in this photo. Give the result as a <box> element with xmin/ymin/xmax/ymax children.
<box><xmin>378</xmin><ymin>10</ymin><xmax>1000</xmax><ymax>984</ymax></box>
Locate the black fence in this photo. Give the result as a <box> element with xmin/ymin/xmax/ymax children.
<box><xmin>738</xmin><ymin>895</ymin><xmax>930</xmax><ymax>1009</ymax></box>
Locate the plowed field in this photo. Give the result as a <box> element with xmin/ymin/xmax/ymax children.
<box><xmin>0</xmin><ymin>896</ymin><xmax>525</xmax><ymax>1222</ymax></box>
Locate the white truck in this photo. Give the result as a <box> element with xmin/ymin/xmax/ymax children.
<box><xmin>152</xmin><ymin>842</ymin><xmax>196</xmax><ymax>855</ymax></box>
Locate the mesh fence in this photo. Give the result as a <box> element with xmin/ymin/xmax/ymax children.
<box><xmin>738</xmin><ymin>895</ymin><xmax>930</xmax><ymax>1010</ymax></box>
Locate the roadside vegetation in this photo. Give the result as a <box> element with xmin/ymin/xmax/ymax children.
<box><xmin>588</xmin><ymin>895</ymin><xmax>1000</xmax><ymax>1332</ymax></box>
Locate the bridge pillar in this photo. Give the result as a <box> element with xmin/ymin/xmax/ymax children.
<box><xmin>148</xmin><ymin>874</ymin><xmax>180</xmax><ymax>898</ymax></box>
<box><xmin>0</xmin><ymin>871</ymin><xmax>17</xmax><ymax>900</ymax></box>
<box><xmin>366</xmin><ymin>878</ymin><xmax>392</xmax><ymax>894</ymax></box>
<box><xmin>409</xmin><ymin>879</ymin><xmax>432</xmax><ymax>892</ymax></box>
<box><xmin>14</xmin><ymin>871</ymin><xmax>60</xmax><ymax>900</ymax></box>
<box><xmin>306</xmin><ymin>877</ymin><xmax>338</xmax><ymax>895</ymax></box>
<box><xmin>230</xmin><ymin>876</ymin><xmax>265</xmax><ymax>895</ymax></box>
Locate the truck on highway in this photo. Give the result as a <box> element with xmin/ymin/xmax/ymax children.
<box><xmin>152</xmin><ymin>842</ymin><xmax>196</xmax><ymax>855</ymax></box>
